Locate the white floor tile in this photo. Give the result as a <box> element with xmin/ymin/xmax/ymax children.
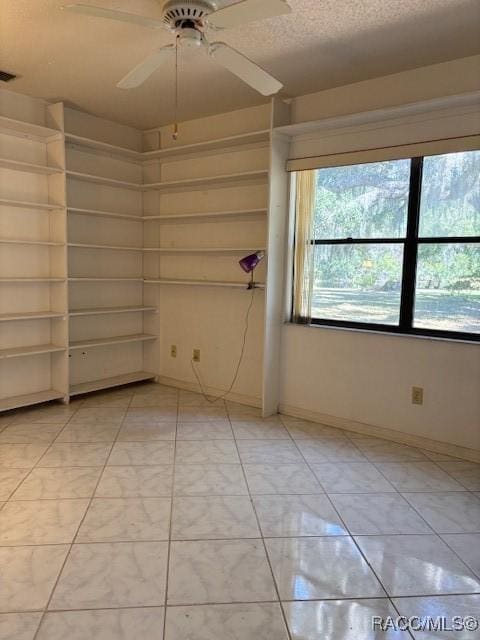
<box><xmin>393</xmin><ymin>594</ymin><xmax>480</xmax><ymax>640</ymax></box>
<box><xmin>266</xmin><ymin>536</ymin><xmax>385</xmax><ymax>600</ymax></box>
<box><xmin>0</xmin><ymin>499</ymin><xmax>89</xmax><ymax>545</ymax></box>
<box><xmin>0</xmin><ymin>545</ymin><xmax>69</xmax><ymax>612</ymax></box>
<box><xmin>330</xmin><ymin>493</ymin><xmax>433</xmax><ymax>535</ymax></box>
<box><xmin>167</xmin><ymin>539</ymin><xmax>277</xmax><ymax>605</ymax></box>
<box><xmin>77</xmin><ymin>497</ymin><xmax>171</xmax><ymax>542</ymax></box>
<box><xmin>171</xmin><ymin>496</ymin><xmax>259</xmax><ymax>540</ymax></box>
<box><xmin>243</xmin><ymin>463</ymin><xmax>323</xmax><ymax>494</ymax></box>
<box><xmin>311</xmin><ymin>462</ymin><xmax>396</xmax><ymax>493</ymax></box>
<box><xmin>0</xmin><ymin>612</ymin><xmax>42</xmax><ymax>640</ymax></box>
<box><xmin>36</xmin><ymin>608</ymin><xmax>165</xmax><ymax>640</ymax></box>
<box><xmin>355</xmin><ymin>534</ymin><xmax>480</xmax><ymax>596</ymax></box>
<box><xmin>165</xmin><ymin>603</ymin><xmax>288</xmax><ymax>640</ymax></box>
<box><xmin>50</xmin><ymin>542</ymin><xmax>168</xmax><ymax>610</ymax></box>
<box><xmin>284</xmin><ymin>599</ymin><xmax>410</xmax><ymax>639</ymax></box>
<box><xmin>402</xmin><ymin>492</ymin><xmax>480</xmax><ymax>533</ymax></box>
<box><xmin>253</xmin><ymin>494</ymin><xmax>347</xmax><ymax>537</ymax></box>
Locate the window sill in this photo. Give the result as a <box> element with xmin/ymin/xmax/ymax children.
<box><xmin>284</xmin><ymin>321</ymin><xmax>480</xmax><ymax>346</ymax></box>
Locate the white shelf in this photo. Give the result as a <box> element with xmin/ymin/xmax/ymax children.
<box><xmin>0</xmin><ymin>390</ymin><xmax>64</xmax><ymax>412</ymax></box>
<box><xmin>65</xmin><ymin>133</ymin><xmax>142</xmax><ymax>160</ymax></box>
<box><xmin>68</xmin><ymin>277</ymin><xmax>143</xmax><ymax>282</ymax></box>
<box><xmin>0</xmin><ymin>158</ymin><xmax>63</xmax><ymax>175</ymax></box>
<box><xmin>0</xmin><ymin>311</ymin><xmax>65</xmax><ymax>322</ymax></box>
<box><xmin>143</xmin><ymin>246</ymin><xmax>266</xmax><ymax>254</ymax></box>
<box><xmin>141</xmin><ymin>170</ymin><xmax>269</xmax><ymax>193</ymax></box>
<box><xmin>0</xmin><ymin>344</ymin><xmax>66</xmax><ymax>359</ymax></box>
<box><xmin>69</xmin><ymin>242</ymin><xmax>142</xmax><ymax>252</ymax></box>
<box><xmin>70</xmin><ymin>244</ymin><xmax>263</xmax><ymax>253</ymax></box>
<box><xmin>142</xmin><ymin>208</ymin><xmax>267</xmax><ymax>222</ymax></box>
<box><xmin>69</xmin><ymin>371</ymin><xmax>156</xmax><ymax>397</ymax></box>
<box><xmin>66</xmin><ymin>130</ymin><xmax>269</xmax><ymax>162</ymax></box>
<box><xmin>0</xmin><ymin>198</ymin><xmax>62</xmax><ymax>211</ymax></box>
<box><xmin>66</xmin><ymin>170</ymin><xmax>268</xmax><ymax>192</ymax></box>
<box><xmin>143</xmin><ymin>129</ymin><xmax>270</xmax><ymax>160</ymax></box>
<box><xmin>0</xmin><ymin>115</ymin><xmax>62</xmax><ymax>141</ymax></box>
<box><xmin>0</xmin><ymin>277</ymin><xmax>65</xmax><ymax>283</ymax></box>
<box><xmin>68</xmin><ymin>207</ymin><xmax>143</xmax><ymax>221</ymax></box>
<box><xmin>0</xmin><ymin>238</ymin><xmax>64</xmax><ymax>247</ymax></box>
<box><xmin>144</xmin><ymin>279</ymin><xmax>266</xmax><ymax>289</ymax></box>
<box><xmin>70</xmin><ymin>306</ymin><xmax>156</xmax><ymax>317</ymax></box>
<box><xmin>66</xmin><ymin>170</ymin><xmax>141</xmax><ymax>190</ymax></box>
<box><xmin>70</xmin><ymin>334</ymin><xmax>157</xmax><ymax>350</ymax></box>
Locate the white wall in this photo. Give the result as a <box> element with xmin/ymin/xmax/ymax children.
<box><xmin>280</xmin><ymin>325</ymin><xmax>480</xmax><ymax>451</ymax></box>
<box><xmin>291</xmin><ymin>55</ymin><xmax>480</xmax><ymax>125</ymax></box>
<box><xmin>279</xmin><ymin>55</ymin><xmax>480</xmax><ymax>454</ymax></box>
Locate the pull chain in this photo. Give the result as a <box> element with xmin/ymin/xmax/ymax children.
<box><xmin>173</xmin><ymin>34</ymin><xmax>179</xmax><ymax>140</ymax></box>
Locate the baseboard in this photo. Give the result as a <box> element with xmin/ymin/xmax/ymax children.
<box><xmin>279</xmin><ymin>403</ymin><xmax>480</xmax><ymax>463</ymax></box>
<box><xmin>158</xmin><ymin>375</ymin><xmax>262</xmax><ymax>409</ymax></box>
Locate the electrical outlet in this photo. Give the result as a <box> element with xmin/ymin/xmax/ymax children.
<box><xmin>170</xmin><ymin>345</ymin><xmax>177</xmax><ymax>358</ymax></box>
<box><xmin>193</xmin><ymin>349</ymin><xmax>200</xmax><ymax>363</ymax></box>
<box><xmin>412</xmin><ymin>387</ymin><xmax>424</xmax><ymax>405</ymax></box>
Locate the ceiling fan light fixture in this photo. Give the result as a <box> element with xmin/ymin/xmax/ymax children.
<box><xmin>179</xmin><ymin>27</ymin><xmax>204</xmax><ymax>48</ymax></box>
<box><xmin>64</xmin><ymin>0</ymin><xmax>288</xmax><ymax>96</ymax></box>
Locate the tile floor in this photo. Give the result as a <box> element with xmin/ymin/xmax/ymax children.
<box><xmin>0</xmin><ymin>382</ymin><xmax>479</xmax><ymax>639</ymax></box>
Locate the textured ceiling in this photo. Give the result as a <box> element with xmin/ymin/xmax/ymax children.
<box><xmin>1</xmin><ymin>0</ymin><xmax>479</xmax><ymax>129</ymax></box>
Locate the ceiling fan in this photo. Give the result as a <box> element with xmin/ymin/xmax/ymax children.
<box><xmin>63</xmin><ymin>0</ymin><xmax>291</xmax><ymax>96</ymax></box>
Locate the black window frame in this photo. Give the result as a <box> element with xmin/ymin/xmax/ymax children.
<box><xmin>300</xmin><ymin>154</ymin><xmax>480</xmax><ymax>342</ymax></box>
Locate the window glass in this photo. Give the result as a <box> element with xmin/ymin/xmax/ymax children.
<box><xmin>313</xmin><ymin>244</ymin><xmax>404</xmax><ymax>324</ymax></box>
<box><xmin>314</xmin><ymin>160</ymin><xmax>410</xmax><ymax>239</ymax></box>
<box><xmin>414</xmin><ymin>243</ymin><xmax>480</xmax><ymax>333</ymax></box>
<box><xmin>419</xmin><ymin>151</ymin><xmax>480</xmax><ymax>237</ymax></box>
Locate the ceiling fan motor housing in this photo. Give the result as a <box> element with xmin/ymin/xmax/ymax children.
<box><xmin>162</xmin><ymin>0</ymin><xmax>217</xmax><ymax>31</ymax></box>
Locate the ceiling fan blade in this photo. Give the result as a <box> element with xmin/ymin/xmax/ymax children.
<box><xmin>62</xmin><ymin>4</ymin><xmax>164</xmax><ymax>29</ymax></box>
<box><xmin>117</xmin><ymin>46</ymin><xmax>175</xmax><ymax>89</ymax></box>
<box><xmin>209</xmin><ymin>42</ymin><xmax>282</xmax><ymax>96</ymax></box>
<box><xmin>207</xmin><ymin>0</ymin><xmax>291</xmax><ymax>30</ymax></box>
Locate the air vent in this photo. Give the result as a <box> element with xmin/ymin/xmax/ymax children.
<box><xmin>0</xmin><ymin>70</ymin><xmax>16</xmax><ymax>82</ymax></box>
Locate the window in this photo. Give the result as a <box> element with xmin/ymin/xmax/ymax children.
<box><xmin>293</xmin><ymin>150</ymin><xmax>480</xmax><ymax>340</ymax></box>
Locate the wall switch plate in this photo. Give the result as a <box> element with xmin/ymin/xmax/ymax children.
<box><xmin>170</xmin><ymin>345</ymin><xmax>177</xmax><ymax>358</ymax></box>
<box><xmin>193</xmin><ymin>349</ymin><xmax>200</xmax><ymax>362</ymax></box>
<box><xmin>412</xmin><ymin>386</ymin><xmax>424</xmax><ymax>405</ymax></box>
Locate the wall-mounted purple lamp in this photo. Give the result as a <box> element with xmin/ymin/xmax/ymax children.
<box><xmin>239</xmin><ymin>250</ymin><xmax>265</xmax><ymax>289</ymax></box>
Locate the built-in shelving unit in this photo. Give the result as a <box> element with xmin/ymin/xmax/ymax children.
<box><xmin>0</xmin><ymin>390</ymin><xmax>65</xmax><ymax>412</ymax></box>
<box><xmin>0</xmin><ymin>311</ymin><xmax>65</xmax><ymax>322</ymax></box>
<box><xmin>144</xmin><ymin>279</ymin><xmax>266</xmax><ymax>289</ymax></box>
<box><xmin>68</xmin><ymin>276</ymin><xmax>144</xmax><ymax>282</ymax></box>
<box><xmin>0</xmin><ymin>90</ymin><xmax>68</xmax><ymax>411</ymax></box>
<box><xmin>66</xmin><ymin>170</ymin><xmax>142</xmax><ymax>190</ymax></box>
<box><xmin>0</xmin><ymin>344</ymin><xmax>66</xmax><ymax>359</ymax></box>
<box><xmin>1</xmin><ymin>238</ymin><xmax>64</xmax><ymax>246</ymax></box>
<box><xmin>141</xmin><ymin>169</ymin><xmax>269</xmax><ymax>193</ymax></box>
<box><xmin>64</xmin><ymin>105</ymin><xmax>158</xmax><ymax>397</ymax></box>
<box><xmin>70</xmin><ymin>306</ymin><xmax>156</xmax><ymax>317</ymax></box>
<box><xmin>142</xmin><ymin>129</ymin><xmax>270</xmax><ymax>160</ymax></box>
<box><xmin>0</xmin><ymin>277</ymin><xmax>66</xmax><ymax>283</ymax></box>
<box><xmin>68</xmin><ymin>206</ymin><xmax>143</xmax><ymax>221</ymax></box>
<box><xmin>68</xmin><ymin>242</ymin><xmax>143</xmax><ymax>251</ymax></box>
<box><xmin>1</xmin><ymin>91</ymin><xmax>289</xmax><ymax>414</ymax></box>
<box><xmin>141</xmin><ymin>105</ymin><xmax>277</xmax><ymax>410</ymax></box>
<box><xmin>69</xmin><ymin>371</ymin><xmax>155</xmax><ymax>397</ymax></box>
<box><xmin>0</xmin><ymin>198</ymin><xmax>62</xmax><ymax>211</ymax></box>
<box><xmin>0</xmin><ymin>115</ymin><xmax>63</xmax><ymax>141</ymax></box>
<box><xmin>65</xmin><ymin>133</ymin><xmax>142</xmax><ymax>160</ymax></box>
<box><xmin>143</xmin><ymin>246</ymin><xmax>266</xmax><ymax>254</ymax></box>
<box><xmin>70</xmin><ymin>334</ymin><xmax>156</xmax><ymax>350</ymax></box>
<box><xmin>0</xmin><ymin>158</ymin><xmax>63</xmax><ymax>175</ymax></box>
<box><xmin>142</xmin><ymin>208</ymin><xmax>267</xmax><ymax>222</ymax></box>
